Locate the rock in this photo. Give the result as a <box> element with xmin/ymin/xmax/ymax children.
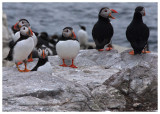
<box><xmin>3</xmin><ymin>67</ymin><xmax>91</xmax><ymax>111</ymax></box>
<box><xmin>2</xmin><ymin>12</ymin><xmax>14</xmax><ymax>67</ymax></box>
<box><xmin>3</xmin><ymin>49</ymin><xmax>157</xmax><ymax>111</ymax></box>
<box><xmin>91</xmin><ymin>85</ymin><xmax>126</xmax><ymax>109</ymax></box>
<box><xmin>133</xmin><ymin>103</ymin><xmax>142</xmax><ymax>108</ymax></box>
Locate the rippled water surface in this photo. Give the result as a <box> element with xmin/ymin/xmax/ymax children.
<box><xmin>3</xmin><ymin>2</ymin><xmax>158</xmax><ymax>51</ymax></box>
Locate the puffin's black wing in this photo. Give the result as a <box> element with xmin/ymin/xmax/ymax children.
<box><xmin>126</xmin><ymin>22</ymin><xmax>149</xmax><ymax>54</ymax></box>
<box><xmin>31</xmin><ymin>58</ymin><xmax>48</xmax><ymax>71</ymax></box>
<box><xmin>92</xmin><ymin>21</ymin><xmax>113</xmax><ymax>49</ymax></box>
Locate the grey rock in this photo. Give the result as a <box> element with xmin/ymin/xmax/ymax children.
<box><xmin>2</xmin><ymin>12</ymin><xmax>14</xmax><ymax>67</ymax></box>
<box><xmin>3</xmin><ymin>48</ymin><xmax>157</xmax><ymax>111</ymax></box>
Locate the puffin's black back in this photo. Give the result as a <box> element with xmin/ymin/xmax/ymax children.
<box><xmin>92</xmin><ymin>15</ymin><xmax>113</xmax><ymax>49</ymax></box>
<box><xmin>126</xmin><ymin>7</ymin><xmax>149</xmax><ymax>54</ymax></box>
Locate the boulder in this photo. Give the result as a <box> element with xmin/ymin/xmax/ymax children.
<box><xmin>3</xmin><ymin>49</ymin><xmax>157</xmax><ymax>111</ymax></box>
<box><xmin>2</xmin><ymin>12</ymin><xmax>14</xmax><ymax>67</ymax></box>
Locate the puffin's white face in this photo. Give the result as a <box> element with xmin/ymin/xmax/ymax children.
<box><xmin>62</xmin><ymin>28</ymin><xmax>72</xmax><ymax>38</ymax></box>
<box><xmin>20</xmin><ymin>26</ymin><xmax>29</xmax><ymax>36</ymax></box>
<box><xmin>38</xmin><ymin>48</ymin><xmax>49</xmax><ymax>59</ymax></box>
<box><xmin>140</xmin><ymin>8</ymin><xmax>145</xmax><ymax>16</ymax></box>
<box><xmin>18</xmin><ymin>20</ymin><xmax>30</xmax><ymax>28</ymax></box>
<box><xmin>99</xmin><ymin>8</ymin><xmax>111</xmax><ymax>18</ymax></box>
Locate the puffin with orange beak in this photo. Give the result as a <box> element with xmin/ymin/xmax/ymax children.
<box><xmin>11</xmin><ymin>19</ymin><xmax>30</xmax><ymax>34</ymax></box>
<box><xmin>126</xmin><ymin>6</ymin><xmax>150</xmax><ymax>55</ymax></box>
<box><xmin>5</xmin><ymin>25</ymin><xmax>35</xmax><ymax>72</ymax></box>
<box><xmin>56</xmin><ymin>27</ymin><xmax>80</xmax><ymax>68</ymax></box>
<box><xmin>9</xmin><ymin>19</ymin><xmax>37</xmax><ymax>63</ymax></box>
<box><xmin>92</xmin><ymin>7</ymin><xmax>118</xmax><ymax>51</ymax></box>
<box><xmin>31</xmin><ymin>45</ymin><xmax>52</xmax><ymax>73</ymax></box>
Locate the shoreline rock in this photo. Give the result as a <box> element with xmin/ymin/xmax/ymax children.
<box><xmin>3</xmin><ymin>49</ymin><xmax>157</xmax><ymax>112</ymax></box>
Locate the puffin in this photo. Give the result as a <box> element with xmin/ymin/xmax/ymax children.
<box><xmin>10</xmin><ymin>19</ymin><xmax>37</xmax><ymax>62</ymax></box>
<box><xmin>11</xmin><ymin>19</ymin><xmax>30</xmax><ymax>34</ymax></box>
<box><xmin>56</xmin><ymin>27</ymin><xmax>80</xmax><ymax>68</ymax></box>
<box><xmin>126</xmin><ymin>6</ymin><xmax>150</xmax><ymax>55</ymax></box>
<box><xmin>36</xmin><ymin>32</ymin><xmax>54</xmax><ymax>56</ymax></box>
<box><xmin>92</xmin><ymin>7</ymin><xmax>118</xmax><ymax>51</ymax></box>
<box><xmin>31</xmin><ymin>45</ymin><xmax>52</xmax><ymax>73</ymax></box>
<box><xmin>77</xmin><ymin>25</ymin><xmax>89</xmax><ymax>49</ymax></box>
<box><xmin>5</xmin><ymin>25</ymin><xmax>35</xmax><ymax>72</ymax></box>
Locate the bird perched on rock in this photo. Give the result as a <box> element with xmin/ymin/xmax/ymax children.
<box><xmin>56</xmin><ymin>27</ymin><xmax>80</xmax><ymax>68</ymax></box>
<box><xmin>10</xmin><ymin>19</ymin><xmax>37</xmax><ymax>62</ymax></box>
<box><xmin>77</xmin><ymin>25</ymin><xmax>88</xmax><ymax>49</ymax></box>
<box><xmin>126</xmin><ymin>6</ymin><xmax>150</xmax><ymax>55</ymax></box>
<box><xmin>5</xmin><ymin>25</ymin><xmax>35</xmax><ymax>72</ymax></box>
<box><xmin>35</xmin><ymin>32</ymin><xmax>55</xmax><ymax>56</ymax></box>
<box><xmin>92</xmin><ymin>7</ymin><xmax>118</xmax><ymax>51</ymax></box>
<box><xmin>31</xmin><ymin>45</ymin><xmax>52</xmax><ymax>73</ymax></box>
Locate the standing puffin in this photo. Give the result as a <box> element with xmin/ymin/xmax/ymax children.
<box><xmin>56</xmin><ymin>27</ymin><xmax>80</xmax><ymax>68</ymax></box>
<box><xmin>31</xmin><ymin>45</ymin><xmax>52</xmax><ymax>73</ymax></box>
<box><xmin>5</xmin><ymin>25</ymin><xmax>35</xmax><ymax>72</ymax></box>
<box><xmin>126</xmin><ymin>6</ymin><xmax>150</xmax><ymax>55</ymax></box>
<box><xmin>92</xmin><ymin>7</ymin><xmax>118</xmax><ymax>51</ymax></box>
<box><xmin>77</xmin><ymin>25</ymin><xmax>88</xmax><ymax>49</ymax></box>
<box><xmin>10</xmin><ymin>19</ymin><xmax>37</xmax><ymax>62</ymax></box>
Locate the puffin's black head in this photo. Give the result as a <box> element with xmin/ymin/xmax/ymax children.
<box><xmin>62</xmin><ymin>27</ymin><xmax>76</xmax><ymax>39</ymax></box>
<box><xmin>135</xmin><ymin>6</ymin><xmax>145</xmax><ymax>16</ymax></box>
<box><xmin>14</xmin><ymin>19</ymin><xmax>30</xmax><ymax>31</ymax></box>
<box><xmin>40</xmin><ymin>32</ymin><xmax>49</xmax><ymax>41</ymax></box>
<box><xmin>38</xmin><ymin>45</ymin><xmax>49</xmax><ymax>59</ymax></box>
<box><xmin>99</xmin><ymin>7</ymin><xmax>118</xmax><ymax>19</ymax></box>
<box><xmin>20</xmin><ymin>25</ymin><xmax>33</xmax><ymax>37</ymax></box>
<box><xmin>79</xmin><ymin>25</ymin><xmax>86</xmax><ymax>31</ymax></box>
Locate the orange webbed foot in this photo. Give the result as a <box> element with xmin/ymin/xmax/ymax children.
<box><xmin>60</xmin><ymin>64</ymin><xmax>68</xmax><ymax>67</ymax></box>
<box><xmin>23</xmin><ymin>69</ymin><xmax>30</xmax><ymax>72</ymax></box>
<box><xmin>69</xmin><ymin>64</ymin><xmax>78</xmax><ymax>68</ymax></box>
<box><xmin>27</xmin><ymin>58</ymin><xmax>33</xmax><ymax>62</ymax></box>
<box><xmin>98</xmin><ymin>49</ymin><xmax>104</xmax><ymax>51</ymax></box>
<box><xmin>106</xmin><ymin>47</ymin><xmax>113</xmax><ymax>51</ymax></box>
<box><xmin>129</xmin><ymin>50</ymin><xmax>134</xmax><ymax>55</ymax></box>
<box><xmin>18</xmin><ymin>69</ymin><xmax>24</xmax><ymax>72</ymax></box>
<box><xmin>142</xmin><ymin>50</ymin><xmax>151</xmax><ymax>54</ymax></box>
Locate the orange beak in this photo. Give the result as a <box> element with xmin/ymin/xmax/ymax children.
<box><xmin>109</xmin><ymin>13</ymin><xmax>115</xmax><ymax>19</ymax></box>
<box><xmin>13</xmin><ymin>22</ymin><xmax>19</xmax><ymax>30</ymax></box>
<box><xmin>27</xmin><ymin>27</ymin><xmax>33</xmax><ymax>37</ymax></box>
<box><xmin>110</xmin><ymin>9</ymin><xmax>118</xmax><ymax>13</ymax></box>
<box><xmin>41</xmin><ymin>50</ymin><xmax>46</xmax><ymax>59</ymax></box>
<box><xmin>72</xmin><ymin>31</ymin><xmax>76</xmax><ymax>39</ymax></box>
<box><xmin>144</xmin><ymin>11</ymin><xmax>146</xmax><ymax>16</ymax></box>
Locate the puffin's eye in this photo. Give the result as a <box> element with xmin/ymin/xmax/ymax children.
<box><xmin>105</xmin><ymin>10</ymin><xmax>108</xmax><ymax>12</ymax></box>
<box><xmin>23</xmin><ymin>27</ymin><xmax>25</xmax><ymax>30</ymax></box>
<box><xmin>66</xmin><ymin>29</ymin><xmax>68</xmax><ymax>32</ymax></box>
<box><xmin>22</xmin><ymin>21</ymin><xmax>24</xmax><ymax>24</ymax></box>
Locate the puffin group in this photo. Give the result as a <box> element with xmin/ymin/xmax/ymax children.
<box><xmin>4</xmin><ymin>6</ymin><xmax>150</xmax><ymax>72</ymax></box>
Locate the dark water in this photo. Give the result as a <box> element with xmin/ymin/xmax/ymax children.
<box><xmin>3</xmin><ymin>2</ymin><xmax>158</xmax><ymax>52</ymax></box>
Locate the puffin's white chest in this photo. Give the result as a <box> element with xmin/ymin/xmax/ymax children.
<box><xmin>13</xmin><ymin>31</ymin><xmax>20</xmax><ymax>42</ymax></box>
<box><xmin>77</xmin><ymin>30</ymin><xmax>88</xmax><ymax>45</ymax></box>
<box><xmin>56</xmin><ymin>40</ymin><xmax>80</xmax><ymax>60</ymax></box>
<box><xmin>13</xmin><ymin>38</ymin><xmax>34</xmax><ymax>62</ymax></box>
<box><xmin>32</xmin><ymin>33</ymin><xmax>38</xmax><ymax>47</ymax></box>
<box><xmin>37</xmin><ymin>62</ymin><xmax>52</xmax><ymax>73</ymax></box>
